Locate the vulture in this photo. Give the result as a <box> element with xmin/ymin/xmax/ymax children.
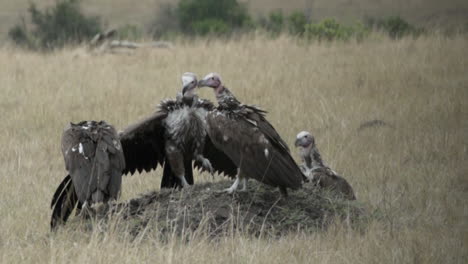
<box><xmin>295</xmin><ymin>131</ymin><xmax>356</xmax><ymax>200</ymax></box>
<box><xmin>197</xmin><ymin>73</ymin><xmax>303</xmax><ymax>197</ymax></box>
<box><xmin>51</xmin><ymin>120</ymin><xmax>125</xmax><ymax>229</ymax></box>
<box><xmin>119</xmin><ymin>72</ymin><xmax>237</xmax><ymax>188</ymax></box>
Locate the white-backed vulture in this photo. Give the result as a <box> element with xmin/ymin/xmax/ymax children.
<box><xmin>197</xmin><ymin>73</ymin><xmax>303</xmax><ymax>197</ymax></box>
<box><xmin>295</xmin><ymin>131</ymin><xmax>356</xmax><ymax>200</ymax></box>
<box><xmin>119</xmin><ymin>72</ymin><xmax>237</xmax><ymax>188</ymax></box>
<box><xmin>51</xmin><ymin>120</ymin><xmax>125</xmax><ymax>229</ymax></box>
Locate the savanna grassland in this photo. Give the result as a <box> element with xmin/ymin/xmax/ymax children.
<box><xmin>0</xmin><ymin>33</ymin><xmax>467</xmax><ymax>263</ymax></box>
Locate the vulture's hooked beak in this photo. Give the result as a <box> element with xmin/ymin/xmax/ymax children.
<box><xmin>294</xmin><ymin>138</ymin><xmax>301</xmax><ymax>147</ymax></box>
<box><xmin>182</xmin><ymin>81</ymin><xmax>198</xmax><ymax>95</ymax></box>
<box><xmin>295</xmin><ymin>137</ymin><xmax>310</xmax><ymax>148</ymax></box>
<box><xmin>197</xmin><ymin>79</ymin><xmax>206</xmax><ymax>88</ymax></box>
<box><xmin>182</xmin><ymin>84</ymin><xmax>190</xmax><ymax>95</ymax></box>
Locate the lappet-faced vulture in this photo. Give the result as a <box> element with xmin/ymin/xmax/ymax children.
<box><xmin>295</xmin><ymin>131</ymin><xmax>356</xmax><ymax>200</ymax></box>
<box><xmin>51</xmin><ymin>120</ymin><xmax>125</xmax><ymax>229</ymax></box>
<box><xmin>197</xmin><ymin>73</ymin><xmax>303</xmax><ymax>197</ymax></box>
<box><xmin>119</xmin><ymin>72</ymin><xmax>237</xmax><ymax>188</ymax></box>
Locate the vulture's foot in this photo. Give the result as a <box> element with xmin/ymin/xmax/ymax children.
<box><xmin>178</xmin><ymin>175</ymin><xmax>191</xmax><ymax>188</ymax></box>
<box><xmin>223</xmin><ymin>177</ymin><xmax>240</xmax><ymax>194</ymax></box>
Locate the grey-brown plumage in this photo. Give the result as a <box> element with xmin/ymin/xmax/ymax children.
<box><xmin>295</xmin><ymin>131</ymin><xmax>356</xmax><ymax>200</ymax></box>
<box><xmin>51</xmin><ymin>120</ymin><xmax>125</xmax><ymax>229</ymax></box>
<box><xmin>119</xmin><ymin>73</ymin><xmax>237</xmax><ymax>189</ymax></box>
<box><xmin>197</xmin><ymin>73</ymin><xmax>303</xmax><ymax>196</ymax></box>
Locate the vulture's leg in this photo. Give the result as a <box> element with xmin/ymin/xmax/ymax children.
<box><xmin>279</xmin><ymin>187</ymin><xmax>288</xmax><ymax>198</ymax></box>
<box><xmin>195</xmin><ymin>154</ymin><xmax>214</xmax><ymax>175</ymax></box>
<box><xmin>166</xmin><ymin>143</ymin><xmax>190</xmax><ymax>188</ymax></box>
<box><xmin>241</xmin><ymin>178</ymin><xmax>248</xmax><ymax>191</ymax></box>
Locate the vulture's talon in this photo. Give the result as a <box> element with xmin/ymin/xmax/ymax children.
<box><xmin>223</xmin><ymin>188</ymin><xmax>236</xmax><ymax>194</ymax></box>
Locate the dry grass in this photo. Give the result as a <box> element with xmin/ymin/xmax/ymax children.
<box><xmin>0</xmin><ymin>33</ymin><xmax>467</xmax><ymax>263</ymax></box>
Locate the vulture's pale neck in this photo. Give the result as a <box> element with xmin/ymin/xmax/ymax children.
<box><xmin>301</xmin><ymin>145</ymin><xmax>325</xmax><ymax>169</ymax></box>
<box><xmin>214</xmin><ymin>84</ymin><xmax>227</xmax><ymax>98</ymax></box>
<box><xmin>215</xmin><ymin>86</ymin><xmax>240</xmax><ymax>108</ymax></box>
<box><xmin>176</xmin><ymin>91</ymin><xmax>198</xmax><ymax>106</ymax></box>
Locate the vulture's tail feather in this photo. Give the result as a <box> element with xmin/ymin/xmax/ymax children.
<box><xmin>51</xmin><ymin>175</ymin><xmax>72</xmax><ymax>208</ymax></box>
<box><xmin>50</xmin><ymin>175</ymin><xmax>80</xmax><ymax>230</ymax></box>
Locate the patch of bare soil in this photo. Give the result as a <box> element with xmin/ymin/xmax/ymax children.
<box><xmin>90</xmin><ymin>180</ymin><xmax>366</xmax><ymax>238</ymax></box>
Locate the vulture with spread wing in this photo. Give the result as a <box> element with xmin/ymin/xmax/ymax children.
<box><xmin>51</xmin><ymin>120</ymin><xmax>125</xmax><ymax>229</ymax></box>
<box><xmin>295</xmin><ymin>131</ymin><xmax>356</xmax><ymax>200</ymax></box>
<box><xmin>197</xmin><ymin>73</ymin><xmax>303</xmax><ymax>196</ymax></box>
<box><xmin>119</xmin><ymin>72</ymin><xmax>237</xmax><ymax>188</ymax></box>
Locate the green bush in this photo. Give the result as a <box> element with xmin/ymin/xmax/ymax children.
<box><xmin>192</xmin><ymin>19</ymin><xmax>230</xmax><ymax>36</ymax></box>
<box><xmin>287</xmin><ymin>11</ymin><xmax>307</xmax><ymax>36</ymax></box>
<box><xmin>177</xmin><ymin>0</ymin><xmax>251</xmax><ymax>35</ymax></box>
<box><xmin>304</xmin><ymin>18</ymin><xmax>369</xmax><ymax>41</ymax></box>
<box><xmin>260</xmin><ymin>10</ymin><xmax>284</xmax><ymax>35</ymax></box>
<box><xmin>8</xmin><ymin>18</ymin><xmax>34</xmax><ymax>48</ymax></box>
<box><xmin>305</xmin><ymin>19</ymin><xmax>352</xmax><ymax>41</ymax></box>
<box><xmin>365</xmin><ymin>16</ymin><xmax>423</xmax><ymax>39</ymax></box>
<box><xmin>9</xmin><ymin>0</ymin><xmax>102</xmax><ymax>50</ymax></box>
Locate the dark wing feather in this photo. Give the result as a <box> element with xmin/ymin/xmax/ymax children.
<box><xmin>119</xmin><ymin>111</ymin><xmax>168</xmax><ymax>175</ymax></box>
<box><xmin>96</xmin><ymin>125</ymin><xmax>125</xmax><ymax>200</ymax></box>
<box><xmin>50</xmin><ymin>175</ymin><xmax>80</xmax><ymax>230</ymax></box>
<box><xmin>51</xmin><ymin>174</ymin><xmax>73</xmax><ymax>209</ymax></box>
<box><xmin>206</xmin><ymin>111</ymin><xmax>302</xmax><ymax>189</ymax></box>
<box><xmin>244</xmin><ymin>105</ymin><xmax>290</xmax><ymax>152</ymax></box>
<box><xmin>193</xmin><ymin>135</ymin><xmax>237</xmax><ymax>178</ymax></box>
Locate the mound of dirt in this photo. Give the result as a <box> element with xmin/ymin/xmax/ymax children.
<box><xmin>91</xmin><ymin>180</ymin><xmax>365</xmax><ymax>238</ymax></box>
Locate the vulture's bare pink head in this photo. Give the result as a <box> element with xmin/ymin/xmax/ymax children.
<box><xmin>198</xmin><ymin>72</ymin><xmax>223</xmax><ymax>90</ymax></box>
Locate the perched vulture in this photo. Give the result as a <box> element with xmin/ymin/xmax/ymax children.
<box><xmin>119</xmin><ymin>72</ymin><xmax>237</xmax><ymax>188</ymax></box>
<box><xmin>51</xmin><ymin>120</ymin><xmax>125</xmax><ymax>229</ymax></box>
<box><xmin>295</xmin><ymin>131</ymin><xmax>356</xmax><ymax>200</ymax></box>
<box><xmin>197</xmin><ymin>73</ymin><xmax>303</xmax><ymax>197</ymax></box>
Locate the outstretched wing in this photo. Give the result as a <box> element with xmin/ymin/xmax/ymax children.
<box><xmin>194</xmin><ymin>135</ymin><xmax>238</xmax><ymax>178</ymax></box>
<box><xmin>206</xmin><ymin>111</ymin><xmax>303</xmax><ymax>189</ymax></box>
<box><xmin>119</xmin><ymin>111</ymin><xmax>168</xmax><ymax>175</ymax></box>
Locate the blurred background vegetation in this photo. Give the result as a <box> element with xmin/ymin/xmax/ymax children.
<box><xmin>2</xmin><ymin>0</ymin><xmax>467</xmax><ymax>50</ymax></box>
